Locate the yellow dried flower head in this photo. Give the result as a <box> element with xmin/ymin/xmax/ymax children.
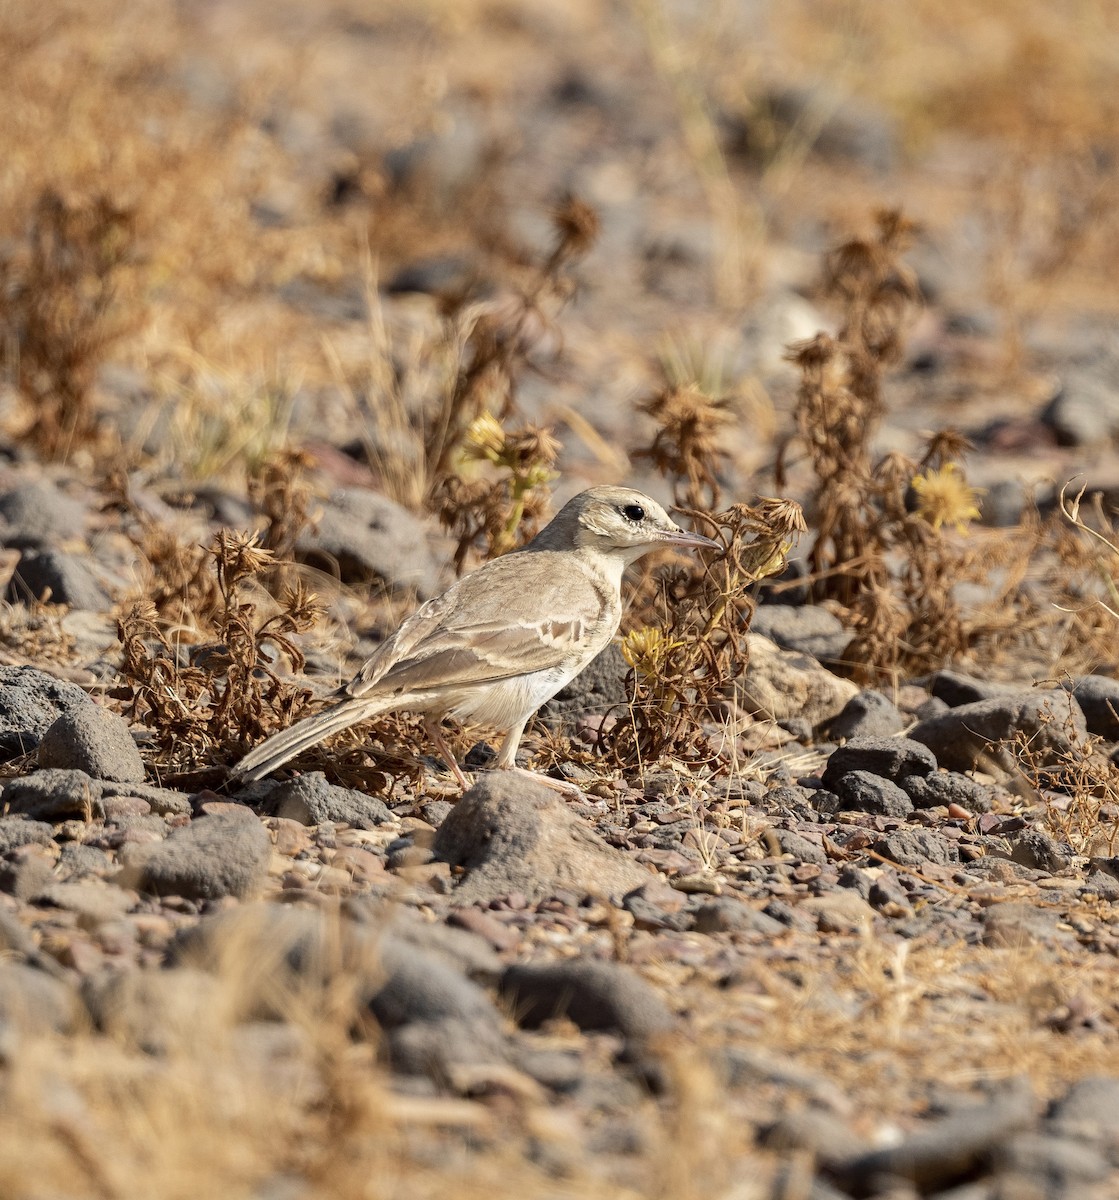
<box><xmin>911</xmin><ymin>464</ymin><xmax>985</xmax><ymax>533</ymax></box>
<box><xmin>463</xmin><ymin>412</ymin><xmax>506</xmax><ymax>464</ymax></box>
<box><xmin>621</xmin><ymin>627</ymin><xmax>685</xmax><ymax>680</ymax></box>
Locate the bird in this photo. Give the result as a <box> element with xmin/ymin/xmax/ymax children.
<box><xmin>233</xmin><ymin>485</ymin><xmax>719</xmax><ymax>789</ymax></box>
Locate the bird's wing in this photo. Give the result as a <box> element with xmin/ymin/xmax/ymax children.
<box><xmin>342</xmin><ymin>552</ymin><xmax>611</xmax><ymax>698</ymax></box>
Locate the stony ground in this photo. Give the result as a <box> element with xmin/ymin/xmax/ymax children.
<box><xmin>4</xmin><ymin>1</ymin><xmax>1119</xmax><ymax>1198</ymax></box>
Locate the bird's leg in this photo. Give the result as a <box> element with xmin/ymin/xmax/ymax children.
<box><xmin>494</xmin><ymin>717</ymin><xmax>587</xmax><ymax>801</ymax></box>
<box><xmin>422</xmin><ymin>717</ymin><xmax>471</xmax><ymax>790</ymax></box>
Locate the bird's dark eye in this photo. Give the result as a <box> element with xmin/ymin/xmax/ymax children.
<box><xmin>620</xmin><ymin>504</ymin><xmax>646</xmax><ymax>522</ymax></box>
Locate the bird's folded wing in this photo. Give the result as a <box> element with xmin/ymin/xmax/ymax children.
<box><xmin>343</xmin><ymin>553</ymin><xmax>607</xmax><ymax>698</ymax></box>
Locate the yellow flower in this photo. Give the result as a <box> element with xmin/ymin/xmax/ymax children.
<box><xmin>910</xmin><ymin>464</ymin><xmax>985</xmax><ymax>533</ymax></box>
<box><xmin>621</xmin><ymin>627</ymin><xmax>685</xmax><ymax>680</ymax></box>
<box><xmin>463</xmin><ymin>412</ymin><xmax>507</xmax><ymax>464</ymax></box>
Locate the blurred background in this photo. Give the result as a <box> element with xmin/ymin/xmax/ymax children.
<box><xmin>3</xmin><ymin>0</ymin><xmax>1118</xmax><ymax>508</ymax></box>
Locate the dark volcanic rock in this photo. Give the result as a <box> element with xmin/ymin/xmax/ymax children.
<box><xmin>822</xmin><ymin>689</ymin><xmax>906</xmax><ymax>740</ymax></box>
<box><xmin>928</xmin><ymin>669</ymin><xmax>1019</xmax><ymax>707</ymax></box>
<box><xmin>38</xmin><ymin>704</ymin><xmax>145</xmax><ymax>783</ymax></box>
<box><xmin>821</xmin><ymin>736</ymin><xmax>937</xmax><ymax>789</ymax></box>
<box><xmin>433</xmin><ymin>774</ymin><xmax>648</xmax><ymax>904</ymax></box>
<box><xmin>901</xmin><ymin>771</ymin><xmax>994</xmax><ymax>812</ymax></box>
<box><xmin>873</xmin><ymin>828</ymin><xmax>958</xmax><ymax>867</ymax></box>
<box><xmin>832</xmin><ymin>770</ymin><xmax>913</xmax><ymax>817</ymax></box>
<box><xmin>0</xmin><ymin>666</ymin><xmax>92</xmax><ymax>760</ymax></box>
<box><xmin>126</xmin><ymin>812</ymin><xmax>271</xmax><ymax>900</ymax></box>
<box><xmin>295</xmin><ymin>488</ymin><xmax>441</xmax><ymax>596</ymax></box>
<box><xmin>10</xmin><ymin>549</ymin><xmax>110</xmax><ymax>609</ymax></box>
<box><xmin>908</xmin><ymin>692</ymin><xmax>1088</xmax><ymax>772</ymax></box>
<box><xmin>502</xmin><ymin>958</ymin><xmax>674</xmax><ymax>1042</ymax></box>
<box><xmin>1008</xmin><ymin>829</ymin><xmax>1074</xmax><ymax>873</ymax></box>
<box><xmin>749</xmin><ymin>604</ymin><xmax>850</xmax><ymax>663</ymax></box>
<box><xmin>1061</xmin><ymin>675</ymin><xmax>1119</xmax><ymax>740</ymax></box>
<box><xmin>0</xmin><ymin>480</ymin><xmax>87</xmax><ymax>548</ymax></box>
<box><xmin>267</xmin><ymin>772</ymin><xmax>391</xmax><ymax>829</ymax></box>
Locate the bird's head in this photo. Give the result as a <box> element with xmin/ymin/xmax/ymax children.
<box><xmin>532</xmin><ymin>486</ymin><xmax>720</xmax><ymax>565</ymax></box>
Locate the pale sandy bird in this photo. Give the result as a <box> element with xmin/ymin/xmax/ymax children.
<box><xmin>234</xmin><ymin>486</ymin><xmax>718</xmax><ymax>789</ymax></box>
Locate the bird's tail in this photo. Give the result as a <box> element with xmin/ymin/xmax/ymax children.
<box><xmin>233</xmin><ymin>694</ymin><xmax>394</xmax><ymax>782</ymax></box>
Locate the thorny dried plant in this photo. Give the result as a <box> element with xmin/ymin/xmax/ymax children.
<box><xmin>603</xmin><ymin>497</ymin><xmax>806</xmax><ymax>768</ymax></box>
<box><xmin>246</xmin><ymin>447</ymin><xmax>320</xmax><ymax>587</ymax></box>
<box><xmin>424</xmin><ymin>194</ymin><xmax>599</xmax><ymax>487</ymax></box>
<box><xmin>1</xmin><ymin>189</ymin><xmax>137</xmax><ymax>460</ymax></box>
<box><xmin>779</xmin><ymin>213</ymin><xmax>994</xmax><ymax>682</ymax></box>
<box><xmin>117</xmin><ymin>531</ymin><xmax>320</xmax><ymax>769</ymax></box>
<box><xmin>431</xmin><ymin>413</ymin><xmax>559</xmax><ymax>571</ymax></box>
<box><xmin>1009</xmin><ymin>694</ymin><xmax>1119</xmax><ymax>858</ymax></box>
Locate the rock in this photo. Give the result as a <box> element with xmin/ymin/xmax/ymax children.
<box><xmin>35</xmin><ymin>881</ymin><xmax>134</xmax><ymax>927</ymax></box>
<box><xmin>267</xmin><ymin>773</ymin><xmax>392</xmax><ymax>829</ymax></box>
<box><xmin>691</xmin><ymin>898</ymin><xmax>786</xmax><ymax>935</ymax></box>
<box><xmin>372</xmin><ymin>938</ymin><xmax>501</xmax><ymax>1030</ymax></box>
<box><xmin>296</xmin><ymin>488</ymin><xmax>441</xmax><ymax>597</ymax></box>
<box><xmin>1050</xmin><ymin>1076</ymin><xmax>1119</xmax><ymax>1142</ymax></box>
<box><xmin>0</xmin><ymin>816</ymin><xmax>54</xmax><ymax>853</ymax></box>
<box><xmin>432</xmin><ymin>774</ymin><xmax>648</xmax><ymax>904</ymax></box>
<box><xmin>831</xmin><ymin>770</ymin><xmax>914</xmax><ymax>817</ymax></box>
<box><xmin>37</xmin><ymin>703</ymin><xmax>145</xmax><ymax>783</ymax></box>
<box><xmin>995</xmin><ymin>1132</ymin><xmax>1111</xmax><ymax>1186</ymax></box>
<box><xmin>10</xmin><ymin>548</ymin><xmax>111</xmax><ymax>609</ymax></box>
<box><xmin>101</xmin><ymin>780</ymin><xmax>191</xmax><ymax>816</ymax></box>
<box><xmin>0</xmin><ymin>963</ymin><xmax>80</xmax><ymax>1034</ymax></box>
<box><xmin>1040</xmin><ymin>368</ymin><xmax>1119</xmax><ymax>447</ymax></box>
<box><xmin>822</xmin><ymin>690</ymin><xmax>906</xmax><ymax>740</ymax></box>
<box><xmin>901</xmin><ymin>771</ymin><xmax>994</xmax><ymax>812</ymax></box>
<box><xmin>386</xmin><ymin>1015</ymin><xmax>509</xmax><ymax>1076</ymax></box>
<box><xmin>501</xmin><ymin>958</ymin><xmax>673</xmax><ymax>1043</ymax></box>
<box><xmin>821</xmin><ymin>736</ymin><xmax>937</xmax><ymax>788</ymax></box>
<box><xmin>538</xmin><ymin>644</ymin><xmax>629</xmax><ymax>729</ymax></box>
<box><xmin>831</xmin><ymin>1083</ymin><xmax>1034</xmax><ymax>1193</ymax></box>
<box><xmin>56</xmin><ymin>842</ymin><xmax>112</xmax><ymax>880</ymax></box>
<box><xmin>798</xmin><ymin>892</ymin><xmax>877</xmax><ymax>934</ymax></box>
<box><xmin>739</xmin><ymin>634</ymin><xmax>858</xmax><ymax>726</ymax></box>
<box><xmin>126</xmin><ymin>812</ymin><xmax>271</xmax><ymax>900</ymax></box>
<box><xmin>3</xmin><ymin>768</ymin><xmax>104</xmax><ymax>821</ymax></box>
<box><xmin>1008</xmin><ymin>829</ymin><xmax>1074</xmax><ymax>873</ymax></box>
<box><xmin>909</xmin><ymin>692</ymin><xmax>1088</xmax><ymax>772</ymax></box>
<box><xmin>1061</xmin><ymin>675</ymin><xmax>1119</xmax><ymax>740</ymax></box>
<box><xmin>928</xmin><ymin>669</ymin><xmax>1019</xmax><ymax>707</ymax></box>
<box><xmin>83</xmin><ymin>967</ymin><xmax>225</xmax><ymax>1054</ymax></box>
<box><xmin>873</xmin><ymin>828</ymin><xmax>958</xmax><ymax>867</ymax></box>
<box><xmin>772</xmin><ymin>829</ymin><xmax>829</xmax><ymax>864</ymax></box>
<box><xmin>0</xmin><ymin>845</ymin><xmax>54</xmax><ymax>899</ymax></box>
<box><xmin>749</xmin><ymin>604</ymin><xmax>850</xmax><ymax>663</ymax></box>
<box><xmin>0</xmin><ymin>480</ymin><xmax>88</xmax><ymax>548</ymax></box>
<box><xmin>982</xmin><ymin>902</ymin><xmax>1065</xmax><ymax>948</ymax></box>
<box><xmin>0</xmin><ymin>665</ymin><xmax>92</xmax><ymax>760</ymax></box>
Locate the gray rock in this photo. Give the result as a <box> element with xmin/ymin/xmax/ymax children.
<box><xmin>831</xmin><ymin>1083</ymin><xmax>1034</xmax><ymax>1193</ymax></box>
<box><xmin>832</xmin><ymin>770</ymin><xmax>914</xmax><ymax>817</ymax></box>
<box><xmin>901</xmin><ymin>771</ymin><xmax>994</xmax><ymax>812</ymax></box>
<box><xmin>0</xmin><ymin>816</ymin><xmax>54</xmax><ymax>853</ymax></box>
<box><xmin>1061</xmin><ymin>675</ymin><xmax>1119</xmax><ymax>740</ymax></box>
<box><xmin>1050</xmin><ymin>1076</ymin><xmax>1119</xmax><ymax>1142</ymax></box>
<box><xmin>127</xmin><ymin>812</ymin><xmax>271</xmax><ymax>900</ymax></box>
<box><xmin>502</xmin><ymin>958</ymin><xmax>674</xmax><ymax>1043</ymax></box>
<box><xmin>822</xmin><ymin>689</ymin><xmax>905</xmax><ymax>740</ymax></box>
<box><xmin>3</xmin><ymin>768</ymin><xmax>104</xmax><ymax>821</ymax></box>
<box><xmin>267</xmin><ymin>772</ymin><xmax>391</xmax><ymax>829</ymax></box>
<box><xmin>873</xmin><ymin>828</ymin><xmax>959</xmax><ymax>867</ymax></box>
<box><xmin>372</xmin><ymin>938</ymin><xmax>500</xmax><ymax>1030</ymax></box>
<box><xmin>995</xmin><ymin>1132</ymin><xmax>1111</xmax><ymax>1186</ymax></box>
<box><xmin>928</xmin><ymin>669</ymin><xmax>1019</xmax><ymax>707</ymax></box>
<box><xmin>982</xmin><ymin>901</ymin><xmax>1066</xmax><ymax>948</ymax></box>
<box><xmin>538</xmin><ymin>643</ymin><xmax>629</xmax><ymax>728</ymax></box>
<box><xmin>822</xmin><ymin>736</ymin><xmax>938</xmax><ymax>788</ymax></box>
<box><xmin>691</xmin><ymin>898</ymin><xmax>786</xmax><ymax>936</ymax></box>
<box><xmin>1008</xmin><ymin>829</ymin><xmax>1073</xmax><ymax>873</ymax></box>
<box><xmin>0</xmin><ymin>480</ymin><xmax>88</xmax><ymax>548</ymax></box>
<box><xmin>1040</xmin><ymin>369</ymin><xmax>1119</xmax><ymax>447</ymax></box>
<box><xmin>10</xmin><ymin>548</ymin><xmax>111</xmax><ymax>609</ymax></box>
<box><xmin>0</xmin><ymin>665</ymin><xmax>92</xmax><ymax>759</ymax></box>
<box><xmin>83</xmin><ymin>967</ymin><xmax>225</xmax><ymax>1054</ymax></box>
<box><xmin>56</xmin><ymin>842</ymin><xmax>112</xmax><ymax>880</ymax></box>
<box><xmin>37</xmin><ymin>704</ymin><xmax>145</xmax><ymax>783</ymax></box>
<box><xmin>909</xmin><ymin>691</ymin><xmax>1088</xmax><ymax>773</ymax></box>
<box><xmin>101</xmin><ymin>780</ymin><xmax>191</xmax><ymax>816</ymax></box>
<box><xmin>750</xmin><ymin>604</ymin><xmax>850</xmax><ymax>663</ymax></box>
<box><xmin>0</xmin><ymin>964</ymin><xmax>80</xmax><ymax>1034</ymax></box>
<box><xmin>433</xmin><ymin>774</ymin><xmax>648</xmax><ymax>904</ymax></box>
<box><xmin>386</xmin><ymin>1015</ymin><xmax>509</xmax><ymax>1076</ymax></box>
<box><xmin>772</xmin><ymin>828</ymin><xmax>829</xmax><ymax>864</ymax></box>
<box><xmin>739</xmin><ymin>634</ymin><xmax>858</xmax><ymax>726</ymax></box>
<box><xmin>296</xmin><ymin>488</ymin><xmax>441</xmax><ymax>597</ymax></box>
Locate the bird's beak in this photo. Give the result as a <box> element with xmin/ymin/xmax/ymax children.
<box><xmin>656</xmin><ymin>527</ymin><xmax>721</xmax><ymax>551</ymax></box>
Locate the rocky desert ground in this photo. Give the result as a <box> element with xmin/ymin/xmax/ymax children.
<box><xmin>3</xmin><ymin>1</ymin><xmax>1119</xmax><ymax>1197</ymax></box>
